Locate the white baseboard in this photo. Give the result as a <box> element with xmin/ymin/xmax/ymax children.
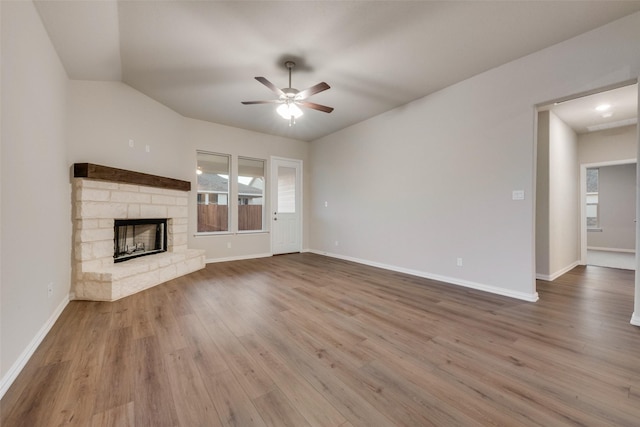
<box><xmin>588</xmin><ymin>247</ymin><xmax>635</xmax><ymax>254</ymax></box>
<box><xmin>0</xmin><ymin>295</ymin><xmax>70</xmax><ymax>400</ymax></box>
<box><xmin>631</xmin><ymin>312</ymin><xmax>640</xmax><ymax>327</ymax></box>
<box><xmin>205</xmin><ymin>252</ymin><xmax>272</xmax><ymax>264</ymax></box>
<box><xmin>309</xmin><ymin>250</ymin><xmax>538</xmax><ymax>302</ymax></box>
<box><xmin>536</xmin><ymin>260</ymin><xmax>581</xmax><ymax>282</ymax></box>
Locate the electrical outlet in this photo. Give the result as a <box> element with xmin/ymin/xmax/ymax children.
<box><xmin>456</xmin><ymin>258</ymin><xmax>463</xmax><ymax>267</ymax></box>
<box><xmin>227</xmin><ymin>242</ymin><xmax>232</xmax><ymax>249</ymax></box>
<box><xmin>334</xmin><ymin>240</ymin><xmax>339</xmax><ymax>246</ymax></box>
<box><xmin>128</xmin><ymin>139</ymin><xmax>134</xmax><ymax>148</ymax></box>
<box><xmin>145</xmin><ymin>144</ymin><xmax>150</xmax><ymax>153</ymax></box>
<box><xmin>47</xmin><ymin>282</ymin><xmax>53</xmax><ymax>297</ymax></box>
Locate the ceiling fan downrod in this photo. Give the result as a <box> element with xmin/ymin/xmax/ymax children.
<box><xmin>285</xmin><ymin>61</ymin><xmax>295</xmax><ymax>89</ymax></box>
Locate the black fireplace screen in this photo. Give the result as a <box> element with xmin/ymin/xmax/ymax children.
<box><xmin>114</xmin><ymin>218</ymin><xmax>167</xmax><ymax>263</ymax></box>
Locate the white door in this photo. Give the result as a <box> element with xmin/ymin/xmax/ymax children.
<box><xmin>271</xmin><ymin>157</ymin><xmax>302</xmax><ymax>254</ymax></box>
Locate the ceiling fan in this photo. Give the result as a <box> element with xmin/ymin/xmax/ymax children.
<box><xmin>242</xmin><ymin>61</ymin><xmax>334</xmax><ymax>126</ymax></box>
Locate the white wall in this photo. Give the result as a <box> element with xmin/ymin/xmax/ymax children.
<box><xmin>68</xmin><ymin>81</ymin><xmax>189</xmax><ymax>181</ymax></box>
<box><xmin>578</xmin><ymin>124</ymin><xmax>637</xmax><ymax>164</ymax></box>
<box><xmin>67</xmin><ymin>81</ymin><xmax>310</xmax><ymax>263</ymax></box>
<box><xmin>310</xmin><ymin>11</ymin><xmax>640</xmax><ymax>301</ymax></box>
<box><xmin>587</xmin><ymin>163</ymin><xmax>636</xmax><ymax>250</ymax></box>
<box><xmin>548</xmin><ymin>112</ymin><xmax>580</xmax><ymax>276</ymax></box>
<box><xmin>536</xmin><ymin>112</ymin><xmax>551</xmax><ymax>276</ymax></box>
<box><xmin>1</xmin><ymin>0</ymin><xmax>70</xmax><ymax>392</ymax></box>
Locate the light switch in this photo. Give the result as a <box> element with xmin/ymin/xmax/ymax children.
<box><xmin>512</xmin><ymin>190</ymin><xmax>525</xmax><ymax>200</ymax></box>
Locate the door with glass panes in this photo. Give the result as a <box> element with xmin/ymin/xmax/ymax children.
<box><xmin>271</xmin><ymin>157</ymin><xmax>302</xmax><ymax>254</ymax></box>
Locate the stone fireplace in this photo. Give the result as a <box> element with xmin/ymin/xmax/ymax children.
<box><xmin>72</xmin><ymin>163</ymin><xmax>205</xmax><ymax>301</ymax></box>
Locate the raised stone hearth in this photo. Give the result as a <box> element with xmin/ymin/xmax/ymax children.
<box><xmin>72</xmin><ymin>164</ymin><xmax>205</xmax><ymax>301</ymax></box>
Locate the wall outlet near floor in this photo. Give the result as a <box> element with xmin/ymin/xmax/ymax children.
<box><xmin>334</xmin><ymin>240</ymin><xmax>339</xmax><ymax>246</ymax></box>
<box><xmin>456</xmin><ymin>258</ymin><xmax>463</xmax><ymax>267</ymax></box>
<box><xmin>227</xmin><ymin>242</ymin><xmax>232</xmax><ymax>249</ymax></box>
<box><xmin>47</xmin><ymin>282</ymin><xmax>53</xmax><ymax>297</ymax></box>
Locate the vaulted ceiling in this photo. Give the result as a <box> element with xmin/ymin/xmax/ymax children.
<box><xmin>35</xmin><ymin>1</ymin><xmax>640</xmax><ymax>141</ymax></box>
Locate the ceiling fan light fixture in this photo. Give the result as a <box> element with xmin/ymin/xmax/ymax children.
<box><xmin>277</xmin><ymin>102</ymin><xmax>303</xmax><ymax>119</ymax></box>
<box><xmin>242</xmin><ymin>59</ymin><xmax>332</xmax><ymax>123</ymax></box>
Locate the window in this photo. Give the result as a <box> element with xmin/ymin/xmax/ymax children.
<box><xmin>197</xmin><ymin>152</ymin><xmax>230</xmax><ymax>233</ymax></box>
<box><xmin>277</xmin><ymin>166</ymin><xmax>296</xmax><ymax>213</ymax></box>
<box><xmin>238</xmin><ymin>157</ymin><xmax>265</xmax><ymax>231</ymax></box>
<box><xmin>586</xmin><ymin>168</ymin><xmax>599</xmax><ymax>229</ymax></box>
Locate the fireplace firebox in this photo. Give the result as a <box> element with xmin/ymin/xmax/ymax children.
<box><xmin>114</xmin><ymin>218</ymin><xmax>167</xmax><ymax>263</ymax></box>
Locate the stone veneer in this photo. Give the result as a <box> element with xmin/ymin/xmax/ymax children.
<box><xmin>72</xmin><ymin>178</ymin><xmax>205</xmax><ymax>301</ymax></box>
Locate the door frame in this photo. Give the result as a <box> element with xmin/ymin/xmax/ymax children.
<box><xmin>533</xmin><ymin>78</ymin><xmax>640</xmax><ymax>326</ymax></box>
<box><xmin>270</xmin><ymin>156</ymin><xmax>303</xmax><ymax>254</ymax></box>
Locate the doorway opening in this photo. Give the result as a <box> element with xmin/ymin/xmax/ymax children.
<box><xmin>581</xmin><ymin>160</ymin><xmax>636</xmax><ymax>270</ymax></box>
<box><xmin>535</xmin><ymin>80</ymin><xmax>638</xmax><ymax>287</ymax></box>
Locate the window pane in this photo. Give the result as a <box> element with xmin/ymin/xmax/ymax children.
<box><xmin>586</xmin><ymin>168</ymin><xmax>599</xmax><ymax>192</ymax></box>
<box><xmin>197</xmin><ymin>152</ymin><xmax>229</xmax><ymax>232</ymax></box>
<box><xmin>586</xmin><ymin>168</ymin><xmax>599</xmax><ymax>229</ymax></box>
<box><xmin>238</xmin><ymin>157</ymin><xmax>265</xmax><ymax>231</ymax></box>
<box><xmin>277</xmin><ymin>166</ymin><xmax>296</xmax><ymax>213</ymax></box>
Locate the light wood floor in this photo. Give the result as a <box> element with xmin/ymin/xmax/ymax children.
<box><xmin>2</xmin><ymin>253</ymin><xmax>639</xmax><ymax>426</ymax></box>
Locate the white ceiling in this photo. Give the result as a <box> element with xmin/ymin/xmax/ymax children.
<box><xmin>546</xmin><ymin>84</ymin><xmax>638</xmax><ymax>134</ymax></box>
<box><xmin>34</xmin><ymin>1</ymin><xmax>640</xmax><ymax>142</ymax></box>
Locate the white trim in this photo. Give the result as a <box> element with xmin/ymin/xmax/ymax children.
<box><xmin>631</xmin><ymin>312</ymin><xmax>640</xmax><ymax>327</ymax></box>
<box><xmin>536</xmin><ymin>260</ymin><xmax>581</xmax><ymax>282</ymax></box>
<box><xmin>309</xmin><ymin>250</ymin><xmax>539</xmax><ymax>302</ymax></box>
<box><xmin>194</xmin><ymin>231</ymin><xmax>234</xmax><ymax>237</ymax></box>
<box><xmin>0</xmin><ymin>295</ymin><xmax>70</xmax><ymax>400</ymax></box>
<box><xmin>205</xmin><ymin>253</ymin><xmax>272</xmax><ymax>264</ymax></box>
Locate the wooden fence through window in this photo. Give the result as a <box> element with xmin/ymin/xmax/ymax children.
<box><xmin>197</xmin><ymin>204</ymin><xmax>262</xmax><ymax>232</ymax></box>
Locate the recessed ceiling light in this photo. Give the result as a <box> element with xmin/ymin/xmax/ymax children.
<box><xmin>595</xmin><ymin>104</ymin><xmax>611</xmax><ymax>112</ymax></box>
<box><xmin>601</xmin><ymin>112</ymin><xmax>613</xmax><ymax>118</ymax></box>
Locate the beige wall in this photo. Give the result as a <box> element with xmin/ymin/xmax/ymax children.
<box><xmin>578</xmin><ymin>124</ymin><xmax>637</xmax><ymax>164</ymax></box>
<box><xmin>310</xmin><ymin>12</ymin><xmax>640</xmax><ymax>301</ymax></box>
<box><xmin>548</xmin><ymin>112</ymin><xmax>580</xmax><ymax>276</ymax></box>
<box><xmin>536</xmin><ymin>111</ymin><xmax>581</xmax><ymax>279</ymax></box>
<box><xmin>536</xmin><ymin>112</ymin><xmax>551</xmax><ymax>276</ymax></box>
<box><xmin>587</xmin><ymin>163</ymin><xmax>636</xmax><ymax>250</ymax></box>
<box><xmin>1</xmin><ymin>0</ymin><xmax>70</xmax><ymax>388</ymax></box>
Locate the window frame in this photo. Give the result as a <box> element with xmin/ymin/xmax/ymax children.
<box><xmin>196</xmin><ymin>151</ymin><xmax>231</xmax><ymax>235</ymax></box>
<box><xmin>237</xmin><ymin>156</ymin><xmax>267</xmax><ymax>233</ymax></box>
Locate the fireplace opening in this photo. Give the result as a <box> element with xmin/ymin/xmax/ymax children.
<box><xmin>114</xmin><ymin>218</ymin><xmax>167</xmax><ymax>263</ymax></box>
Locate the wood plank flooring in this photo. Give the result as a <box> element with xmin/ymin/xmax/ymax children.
<box><xmin>2</xmin><ymin>253</ymin><xmax>639</xmax><ymax>426</ymax></box>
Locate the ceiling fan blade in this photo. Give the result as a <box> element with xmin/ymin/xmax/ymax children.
<box><xmin>296</xmin><ymin>82</ymin><xmax>330</xmax><ymax>100</ymax></box>
<box><xmin>298</xmin><ymin>101</ymin><xmax>334</xmax><ymax>113</ymax></box>
<box><xmin>255</xmin><ymin>77</ymin><xmax>285</xmax><ymax>97</ymax></box>
<box><xmin>241</xmin><ymin>100</ymin><xmax>281</xmax><ymax>105</ymax></box>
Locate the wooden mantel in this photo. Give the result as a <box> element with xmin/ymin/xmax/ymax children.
<box><xmin>73</xmin><ymin>163</ymin><xmax>190</xmax><ymax>192</ymax></box>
